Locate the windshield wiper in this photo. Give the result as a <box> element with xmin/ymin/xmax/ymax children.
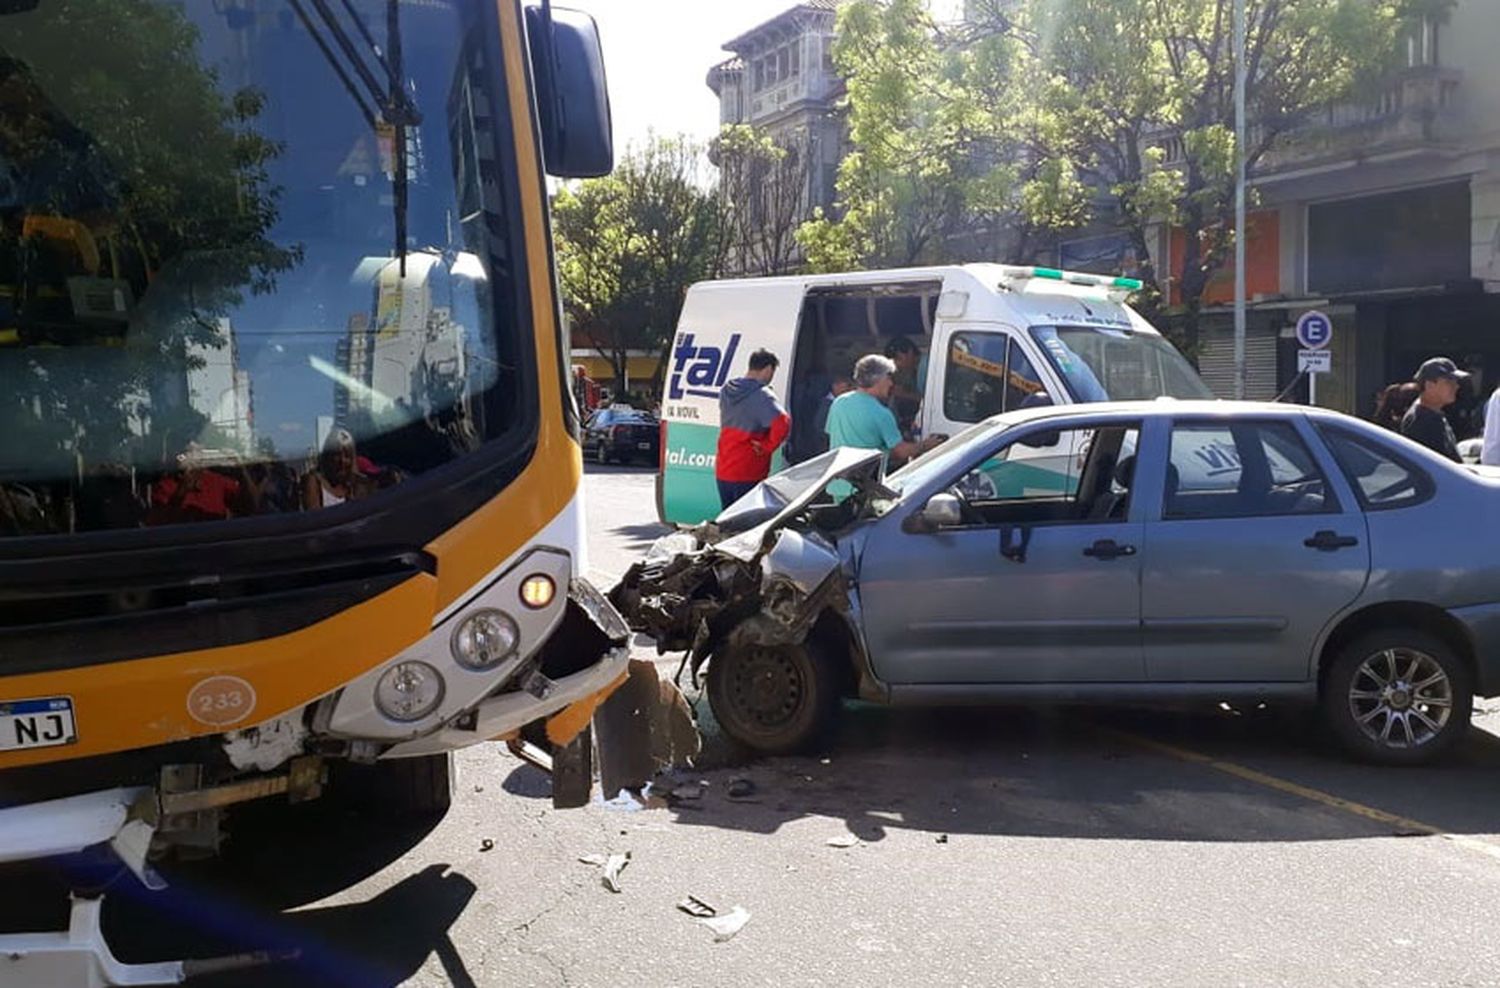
<box><xmin>287</xmin><ymin>0</ymin><xmax>422</xmax><ymax>276</ymax></box>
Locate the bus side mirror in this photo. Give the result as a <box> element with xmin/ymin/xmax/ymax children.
<box><xmin>525</xmin><ymin>5</ymin><xmax>614</xmax><ymax>179</ymax></box>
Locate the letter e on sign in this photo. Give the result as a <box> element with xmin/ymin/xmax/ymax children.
<box><xmin>187</xmin><ymin>676</ymin><xmax>257</xmax><ymax>727</ymax></box>
<box><xmin>1295</xmin><ymin>311</ymin><xmax>1332</xmax><ymax>350</ymax></box>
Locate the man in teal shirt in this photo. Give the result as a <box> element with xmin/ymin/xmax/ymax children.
<box><xmin>825</xmin><ymin>354</ymin><xmax>941</xmax><ymax>469</ymax></box>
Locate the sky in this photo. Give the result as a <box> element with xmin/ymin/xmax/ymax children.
<box><xmin>589</xmin><ymin>0</ymin><xmax>801</xmax><ymax>150</ymax></box>
<box><xmin>590</xmin><ymin>0</ymin><xmax>968</xmax><ymax>151</ymax></box>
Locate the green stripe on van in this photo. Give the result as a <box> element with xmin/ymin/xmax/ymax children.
<box><xmin>660</xmin><ymin>421</ymin><xmax>722</xmax><ymax>524</ymax></box>
<box><xmin>659</xmin><ymin>421</ymin><xmax>792</xmax><ymax>525</ymax></box>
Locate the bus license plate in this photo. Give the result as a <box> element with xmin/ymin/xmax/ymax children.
<box><xmin>0</xmin><ymin>697</ymin><xmax>77</xmax><ymax>751</ymax></box>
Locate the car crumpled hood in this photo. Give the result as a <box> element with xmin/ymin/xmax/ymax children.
<box><xmin>711</xmin><ymin>446</ymin><xmax>891</xmax><ymax>553</ymax></box>
<box><xmin>610</xmin><ymin>449</ymin><xmax>882</xmax><ymax>670</ymax></box>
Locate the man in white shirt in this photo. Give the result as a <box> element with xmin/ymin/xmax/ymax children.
<box><xmin>1482</xmin><ymin>385</ymin><xmax>1500</xmax><ymax>465</ymax></box>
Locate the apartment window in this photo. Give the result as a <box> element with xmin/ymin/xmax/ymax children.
<box><xmin>1406</xmin><ymin>16</ymin><xmax>1440</xmax><ymax>67</ymax></box>
<box><xmin>753</xmin><ymin>60</ymin><xmax>764</xmax><ymax>91</ymax></box>
<box><xmin>790</xmin><ymin>41</ymin><xmax>801</xmax><ymax>77</ymax></box>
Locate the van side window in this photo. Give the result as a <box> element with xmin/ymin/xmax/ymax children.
<box><xmin>943</xmin><ymin>332</ymin><xmax>1009</xmax><ymax>424</ymax></box>
<box><xmin>1004</xmin><ymin>339</ymin><xmax>1046</xmax><ymax>410</ymax></box>
<box><xmin>943</xmin><ymin>333</ymin><xmax>1048</xmax><ymax>425</ymax></box>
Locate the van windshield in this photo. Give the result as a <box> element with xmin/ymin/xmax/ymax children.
<box><xmin>1030</xmin><ymin>326</ymin><xmax>1212</xmax><ymax>402</ymax></box>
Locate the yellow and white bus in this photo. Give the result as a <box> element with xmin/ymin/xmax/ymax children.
<box><xmin>0</xmin><ymin>0</ymin><xmax>650</xmax><ymax>942</ymax></box>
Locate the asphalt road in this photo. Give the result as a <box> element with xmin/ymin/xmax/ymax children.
<box><xmin>23</xmin><ymin>463</ymin><xmax>1500</xmax><ymax>987</ymax></box>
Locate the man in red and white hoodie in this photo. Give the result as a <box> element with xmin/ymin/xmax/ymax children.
<box><xmin>715</xmin><ymin>348</ymin><xmax>791</xmax><ymax>509</ymax></box>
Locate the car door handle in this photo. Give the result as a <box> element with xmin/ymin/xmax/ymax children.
<box><xmin>1304</xmin><ymin>530</ymin><xmax>1359</xmax><ymax>551</ymax></box>
<box><xmin>1083</xmin><ymin>539</ymin><xmax>1136</xmax><ymax>560</ymax></box>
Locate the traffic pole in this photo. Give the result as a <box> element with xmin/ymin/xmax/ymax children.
<box><xmin>1233</xmin><ymin>0</ymin><xmax>1247</xmax><ymax>400</ymax></box>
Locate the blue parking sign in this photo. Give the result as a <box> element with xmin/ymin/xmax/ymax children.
<box><xmin>1296</xmin><ymin>311</ymin><xmax>1332</xmax><ymax>350</ymax></box>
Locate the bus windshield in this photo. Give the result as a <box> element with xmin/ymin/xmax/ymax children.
<box><xmin>1030</xmin><ymin>325</ymin><xmax>1213</xmax><ymax>403</ymax></box>
<box><xmin>0</xmin><ymin>0</ymin><xmax>524</xmax><ymax>537</ymax></box>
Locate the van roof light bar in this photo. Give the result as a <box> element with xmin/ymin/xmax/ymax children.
<box><xmin>998</xmin><ymin>266</ymin><xmax>1143</xmax><ymax>295</ymax></box>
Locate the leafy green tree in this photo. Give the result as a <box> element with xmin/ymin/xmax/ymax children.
<box><xmin>1040</xmin><ymin>0</ymin><xmax>1430</xmax><ymax>345</ymax></box>
<box><xmin>798</xmin><ymin>0</ymin><xmax>1087</xmax><ymax>271</ymax></box>
<box><xmin>809</xmin><ymin>0</ymin><xmax>1429</xmax><ymax>347</ymax></box>
<box><xmin>710</xmin><ymin>124</ymin><xmax>810</xmax><ymax>277</ymax></box>
<box><xmin>553</xmin><ymin>135</ymin><xmax>719</xmax><ymax>393</ymax></box>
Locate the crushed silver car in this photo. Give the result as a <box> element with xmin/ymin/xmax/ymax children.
<box><xmin>614</xmin><ymin>401</ymin><xmax>1500</xmax><ymax>766</ymax></box>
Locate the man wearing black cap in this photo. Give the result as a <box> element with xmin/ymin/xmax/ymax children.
<box><xmin>1400</xmin><ymin>357</ymin><xmax>1468</xmax><ymax>462</ymax></box>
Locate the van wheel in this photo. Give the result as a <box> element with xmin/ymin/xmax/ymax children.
<box><xmin>707</xmin><ymin>641</ymin><xmax>838</xmax><ymax>756</ymax></box>
<box><xmin>1322</xmin><ymin>629</ymin><xmax>1472</xmax><ymax>766</ymax></box>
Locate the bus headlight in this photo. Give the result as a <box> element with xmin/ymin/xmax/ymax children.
<box><xmin>374</xmin><ymin>661</ymin><xmax>446</xmax><ymax>722</ymax></box>
<box><xmin>450</xmin><ymin>609</ymin><xmax>520</xmax><ymax>670</ymax></box>
<box><xmin>520</xmin><ymin>573</ymin><xmax>556</xmax><ymax>610</ymax></box>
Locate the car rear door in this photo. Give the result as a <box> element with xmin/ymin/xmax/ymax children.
<box><xmin>1139</xmin><ymin>415</ymin><xmax>1371</xmax><ymax>683</ymax></box>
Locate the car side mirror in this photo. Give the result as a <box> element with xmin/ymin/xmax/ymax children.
<box><xmin>905</xmin><ymin>492</ymin><xmax>962</xmax><ymax>533</ymax></box>
<box><xmin>525</xmin><ymin>5</ymin><xmax>614</xmax><ymax>178</ymax></box>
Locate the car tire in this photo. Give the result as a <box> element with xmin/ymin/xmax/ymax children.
<box><xmin>1322</xmin><ymin>628</ymin><xmax>1472</xmax><ymax>766</ymax></box>
<box><xmin>706</xmin><ymin>640</ymin><xmax>839</xmax><ymax>757</ymax></box>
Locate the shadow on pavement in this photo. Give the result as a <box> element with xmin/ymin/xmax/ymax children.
<box><xmin>107</xmin><ymin>862</ymin><xmax>477</xmax><ymax>988</ymax></box>
<box><xmin>618</xmin><ymin>701</ymin><xmax>1500</xmax><ymax>846</ymax></box>
<box><xmin>2</xmin><ymin>799</ymin><xmax>476</xmax><ymax>988</ymax></box>
<box><xmin>610</xmin><ymin>521</ymin><xmax>671</xmax><ymax>554</ymax></box>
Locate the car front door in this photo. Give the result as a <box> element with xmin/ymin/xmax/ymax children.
<box><xmin>856</xmin><ymin>419</ymin><xmax>1145</xmax><ymax>685</ymax></box>
<box><xmin>1140</xmin><ymin>416</ymin><xmax>1371</xmax><ymax>682</ymax></box>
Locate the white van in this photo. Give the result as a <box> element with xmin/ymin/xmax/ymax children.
<box><xmin>657</xmin><ymin>264</ymin><xmax>1212</xmax><ymax>525</ymax></box>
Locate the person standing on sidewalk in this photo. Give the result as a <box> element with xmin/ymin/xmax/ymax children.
<box><xmin>715</xmin><ymin>349</ymin><xmax>791</xmax><ymax>509</ymax></box>
<box><xmin>1401</xmin><ymin>357</ymin><xmax>1467</xmax><ymax>462</ymax></box>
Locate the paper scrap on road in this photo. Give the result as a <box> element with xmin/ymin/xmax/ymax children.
<box><xmin>825</xmin><ymin>834</ymin><xmax>860</xmax><ymax>848</ymax></box>
<box><xmin>701</xmin><ymin>905</ymin><xmax>751</xmax><ymax>942</ymax></box>
<box><xmin>676</xmin><ymin>895</ymin><xmax>718</xmax><ymax>918</ymax></box>
<box><xmin>578</xmin><ymin>853</ymin><xmax>608</xmax><ymax>866</ymax></box>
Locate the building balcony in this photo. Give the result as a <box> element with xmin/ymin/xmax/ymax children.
<box><xmin>1148</xmin><ymin>65</ymin><xmax>1464</xmax><ymax>180</ymax></box>
<box><xmin>1260</xmin><ymin>65</ymin><xmax>1464</xmax><ymax>175</ymax></box>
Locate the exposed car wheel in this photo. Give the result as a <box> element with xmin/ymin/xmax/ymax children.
<box><xmin>1322</xmin><ymin>629</ymin><xmax>1472</xmax><ymax>766</ymax></box>
<box><xmin>707</xmin><ymin>641</ymin><xmax>838</xmax><ymax>756</ymax></box>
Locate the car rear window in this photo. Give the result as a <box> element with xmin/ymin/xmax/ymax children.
<box><xmin>1320</xmin><ymin>427</ymin><xmax>1432</xmax><ymax>510</ymax></box>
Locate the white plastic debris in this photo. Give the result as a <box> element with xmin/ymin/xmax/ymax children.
<box><xmin>602</xmin><ymin>852</ymin><xmax>631</xmax><ymax>893</ymax></box>
<box><xmin>825</xmin><ymin>834</ymin><xmax>860</xmax><ymax>848</ymax></box>
<box><xmin>701</xmin><ymin>905</ymin><xmax>751</xmax><ymax>942</ymax></box>
<box><xmin>676</xmin><ymin>895</ymin><xmax>717</xmax><ymax>919</ymax></box>
<box><xmin>578</xmin><ymin>853</ymin><xmax>608</xmax><ymax>867</ymax></box>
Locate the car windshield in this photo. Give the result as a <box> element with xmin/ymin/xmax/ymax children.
<box><xmin>1030</xmin><ymin>325</ymin><xmax>1213</xmax><ymax>402</ymax></box>
<box><xmin>882</xmin><ymin>418</ymin><xmax>1010</xmax><ymax>500</ymax></box>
